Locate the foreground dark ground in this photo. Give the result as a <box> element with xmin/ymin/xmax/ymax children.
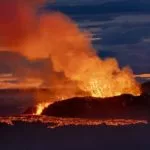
<box><xmin>0</xmin><ymin>122</ymin><xmax>150</xmax><ymax>150</ymax></box>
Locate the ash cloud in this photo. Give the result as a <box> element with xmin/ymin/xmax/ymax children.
<box><xmin>0</xmin><ymin>0</ymin><xmax>141</xmax><ymax>102</ymax></box>
<box><xmin>0</xmin><ymin>0</ymin><xmax>80</xmax><ymax>102</ymax></box>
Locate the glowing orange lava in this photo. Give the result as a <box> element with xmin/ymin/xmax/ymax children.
<box><xmin>0</xmin><ymin>116</ymin><xmax>147</xmax><ymax>128</ymax></box>
<box><xmin>35</xmin><ymin>102</ymin><xmax>51</xmax><ymax>115</ymax></box>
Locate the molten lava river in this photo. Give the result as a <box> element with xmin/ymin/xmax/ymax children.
<box><xmin>0</xmin><ymin>115</ymin><xmax>147</xmax><ymax>129</ymax></box>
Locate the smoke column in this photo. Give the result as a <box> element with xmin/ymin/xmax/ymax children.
<box><xmin>0</xmin><ymin>0</ymin><xmax>141</xmax><ymax>100</ymax></box>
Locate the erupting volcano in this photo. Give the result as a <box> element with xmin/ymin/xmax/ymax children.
<box><xmin>0</xmin><ymin>0</ymin><xmax>141</xmax><ymax>102</ymax></box>
<box><xmin>0</xmin><ymin>0</ymin><xmax>143</xmax><ymax>119</ymax></box>
<box><xmin>35</xmin><ymin>102</ymin><xmax>52</xmax><ymax>115</ymax></box>
<box><xmin>1</xmin><ymin>1</ymin><xmax>150</xmax><ymax>150</ymax></box>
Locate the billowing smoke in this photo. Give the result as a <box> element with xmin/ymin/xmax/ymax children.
<box><xmin>0</xmin><ymin>0</ymin><xmax>37</xmax><ymax>48</ymax></box>
<box><xmin>0</xmin><ymin>0</ymin><xmax>141</xmax><ymax>103</ymax></box>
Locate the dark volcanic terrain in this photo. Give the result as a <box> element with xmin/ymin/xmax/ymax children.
<box><xmin>42</xmin><ymin>94</ymin><xmax>150</xmax><ymax>119</ymax></box>
<box><xmin>0</xmin><ymin>81</ymin><xmax>150</xmax><ymax>118</ymax></box>
<box><xmin>40</xmin><ymin>81</ymin><xmax>150</xmax><ymax>119</ymax></box>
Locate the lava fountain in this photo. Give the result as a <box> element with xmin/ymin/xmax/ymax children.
<box><xmin>35</xmin><ymin>102</ymin><xmax>51</xmax><ymax>115</ymax></box>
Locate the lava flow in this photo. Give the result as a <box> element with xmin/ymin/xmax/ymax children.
<box><xmin>35</xmin><ymin>102</ymin><xmax>52</xmax><ymax>115</ymax></box>
<box><xmin>0</xmin><ymin>116</ymin><xmax>148</xmax><ymax>128</ymax></box>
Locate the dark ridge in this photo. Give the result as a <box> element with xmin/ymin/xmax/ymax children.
<box><xmin>42</xmin><ymin>94</ymin><xmax>150</xmax><ymax>119</ymax></box>
<box><xmin>142</xmin><ymin>81</ymin><xmax>150</xmax><ymax>94</ymax></box>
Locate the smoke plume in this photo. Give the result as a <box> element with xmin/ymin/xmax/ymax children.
<box><xmin>0</xmin><ymin>0</ymin><xmax>141</xmax><ymax>101</ymax></box>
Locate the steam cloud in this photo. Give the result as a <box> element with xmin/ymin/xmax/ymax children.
<box><xmin>0</xmin><ymin>0</ymin><xmax>141</xmax><ymax>102</ymax></box>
